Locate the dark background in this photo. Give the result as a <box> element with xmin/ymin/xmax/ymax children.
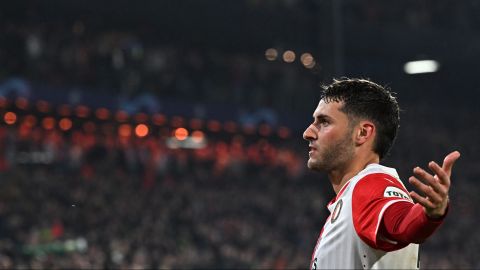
<box><xmin>0</xmin><ymin>0</ymin><xmax>479</xmax><ymax>268</ymax></box>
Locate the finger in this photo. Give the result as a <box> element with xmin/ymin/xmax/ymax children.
<box><xmin>409</xmin><ymin>176</ymin><xmax>444</xmax><ymax>204</ymax></box>
<box><xmin>413</xmin><ymin>166</ymin><xmax>446</xmax><ymax>195</ymax></box>
<box><xmin>442</xmin><ymin>151</ymin><xmax>461</xmax><ymax>176</ymax></box>
<box><xmin>428</xmin><ymin>161</ymin><xmax>450</xmax><ymax>189</ymax></box>
<box><xmin>409</xmin><ymin>191</ymin><xmax>436</xmax><ymax>209</ymax></box>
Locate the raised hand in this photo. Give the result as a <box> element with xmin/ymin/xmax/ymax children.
<box><xmin>408</xmin><ymin>151</ymin><xmax>461</xmax><ymax>218</ymax></box>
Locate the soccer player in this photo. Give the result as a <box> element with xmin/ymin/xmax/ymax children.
<box><xmin>303</xmin><ymin>78</ymin><xmax>460</xmax><ymax>269</ymax></box>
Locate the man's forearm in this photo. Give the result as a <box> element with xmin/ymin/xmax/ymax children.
<box><xmin>380</xmin><ymin>201</ymin><xmax>447</xmax><ymax>244</ymax></box>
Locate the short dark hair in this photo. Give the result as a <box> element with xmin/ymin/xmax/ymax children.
<box><xmin>321</xmin><ymin>78</ymin><xmax>400</xmax><ymax>160</ymax></box>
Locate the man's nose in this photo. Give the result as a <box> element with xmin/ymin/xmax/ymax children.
<box><xmin>303</xmin><ymin>124</ymin><xmax>318</xmax><ymax>141</ymax></box>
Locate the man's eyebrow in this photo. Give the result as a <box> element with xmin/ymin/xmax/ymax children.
<box><xmin>312</xmin><ymin>114</ymin><xmax>332</xmax><ymax>120</ymax></box>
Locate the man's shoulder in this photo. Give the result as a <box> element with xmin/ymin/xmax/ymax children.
<box><xmin>352</xmin><ymin>164</ymin><xmax>411</xmax><ymax>201</ymax></box>
<box><xmin>359</xmin><ymin>163</ymin><xmax>400</xmax><ymax>180</ymax></box>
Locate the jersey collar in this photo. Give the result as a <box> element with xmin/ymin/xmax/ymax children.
<box><xmin>327</xmin><ymin>180</ymin><xmax>351</xmax><ymax>208</ymax></box>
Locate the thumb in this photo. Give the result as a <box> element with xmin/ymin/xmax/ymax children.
<box><xmin>442</xmin><ymin>151</ymin><xmax>461</xmax><ymax>176</ymax></box>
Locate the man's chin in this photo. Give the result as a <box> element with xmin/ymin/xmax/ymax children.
<box><xmin>307</xmin><ymin>160</ymin><xmax>323</xmax><ymax>171</ymax></box>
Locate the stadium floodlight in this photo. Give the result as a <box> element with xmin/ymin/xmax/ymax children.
<box><xmin>404</xmin><ymin>60</ymin><xmax>440</xmax><ymax>74</ymax></box>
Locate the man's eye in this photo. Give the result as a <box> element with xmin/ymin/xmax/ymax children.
<box><xmin>319</xmin><ymin>120</ymin><xmax>329</xmax><ymax>126</ymax></box>
<box><xmin>313</xmin><ymin>120</ymin><xmax>328</xmax><ymax>128</ymax></box>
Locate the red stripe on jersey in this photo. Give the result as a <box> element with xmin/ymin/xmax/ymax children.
<box><xmin>352</xmin><ymin>173</ymin><xmax>412</xmax><ymax>251</ymax></box>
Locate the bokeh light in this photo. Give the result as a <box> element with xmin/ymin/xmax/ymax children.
<box><xmin>59</xmin><ymin>118</ymin><xmax>73</xmax><ymax>131</ymax></box>
<box><xmin>135</xmin><ymin>124</ymin><xmax>149</xmax><ymax>137</ymax></box>
<box><xmin>95</xmin><ymin>108</ymin><xmax>111</xmax><ymax>120</ymax></box>
<box><xmin>42</xmin><ymin>117</ymin><xmax>56</xmax><ymax>130</ymax></box>
<box><xmin>282</xmin><ymin>50</ymin><xmax>296</xmax><ymax>63</ymax></box>
<box><xmin>191</xmin><ymin>130</ymin><xmax>205</xmax><ymax>143</ymax></box>
<box><xmin>23</xmin><ymin>115</ymin><xmax>37</xmax><ymax>127</ymax></box>
<box><xmin>265</xmin><ymin>48</ymin><xmax>278</xmax><ymax>61</ymax></box>
<box><xmin>174</xmin><ymin>127</ymin><xmax>189</xmax><ymax>140</ymax></box>
<box><xmin>300</xmin><ymin>52</ymin><xmax>315</xmax><ymax>68</ymax></box>
<box><xmin>75</xmin><ymin>105</ymin><xmax>90</xmax><ymax>118</ymax></box>
<box><xmin>4</xmin><ymin>112</ymin><xmax>17</xmax><ymax>125</ymax></box>
<box><xmin>118</xmin><ymin>124</ymin><xmax>132</xmax><ymax>137</ymax></box>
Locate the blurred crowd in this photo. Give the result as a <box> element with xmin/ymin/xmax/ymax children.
<box><xmin>343</xmin><ymin>0</ymin><xmax>480</xmax><ymax>30</ymax></box>
<box><xmin>2</xmin><ymin>0</ymin><xmax>479</xmax><ymax>116</ymax></box>
<box><xmin>0</xmin><ymin>100</ymin><xmax>478</xmax><ymax>269</ymax></box>
<box><xmin>0</xmin><ymin>0</ymin><xmax>479</xmax><ymax>268</ymax></box>
<box><xmin>0</xmin><ymin>119</ymin><xmax>323</xmax><ymax>269</ymax></box>
<box><xmin>0</xmin><ymin>19</ymin><xmax>319</xmax><ymax>116</ymax></box>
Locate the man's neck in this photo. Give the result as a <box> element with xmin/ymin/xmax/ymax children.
<box><xmin>328</xmin><ymin>155</ymin><xmax>380</xmax><ymax>194</ymax></box>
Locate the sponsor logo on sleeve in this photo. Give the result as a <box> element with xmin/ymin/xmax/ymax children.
<box><xmin>384</xmin><ymin>186</ymin><xmax>412</xmax><ymax>201</ymax></box>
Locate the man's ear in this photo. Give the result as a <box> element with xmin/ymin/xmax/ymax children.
<box><xmin>355</xmin><ymin>121</ymin><xmax>375</xmax><ymax>146</ymax></box>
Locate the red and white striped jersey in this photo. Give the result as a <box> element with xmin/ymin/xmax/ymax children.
<box><xmin>310</xmin><ymin>163</ymin><xmax>419</xmax><ymax>269</ymax></box>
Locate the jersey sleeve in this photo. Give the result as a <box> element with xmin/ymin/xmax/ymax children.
<box><xmin>379</xmin><ymin>200</ymin><xmax>447</xmax><ymax>245</ymax></box>
<box><xmin>352</xmin><ymin>173</ymin><xmax>414</xmax><ymax>251</ymax></box>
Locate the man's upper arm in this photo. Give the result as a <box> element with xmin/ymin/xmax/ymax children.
<box><xmin>352</xmin><ymin>173</ymin><xmax>413</xmax><ymax>251</ymax></box>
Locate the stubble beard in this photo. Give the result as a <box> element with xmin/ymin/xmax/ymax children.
<box><xmin>308</xmin><ymin>129</ymin><xmax>355</xmax><ymax>172</ymax></box>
